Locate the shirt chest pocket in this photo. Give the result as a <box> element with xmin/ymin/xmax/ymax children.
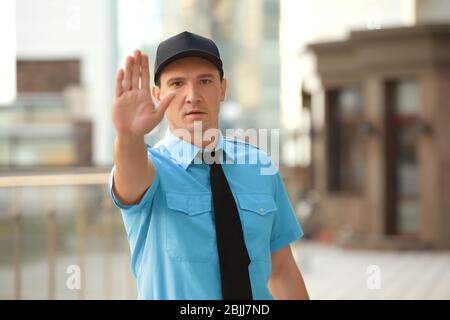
<box><xmin>236</xmin><ymin>193</ymin><xmax>277</xmax><ymax>261</ymax></box>
<box><xmin>165</xmin><ymin>192</ymin><xmax>215</xmax><ymax>262</ymax></box>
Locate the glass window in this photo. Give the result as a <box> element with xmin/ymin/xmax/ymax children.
<box><xmin>327</xmin><ymin>87</ymin><xmax>364</xmax><ymax>192</ymax></box>
<box><xmin>385</xmin><ymin>79</ymin><xmax>420</xmax><ymax>234</ymax></box>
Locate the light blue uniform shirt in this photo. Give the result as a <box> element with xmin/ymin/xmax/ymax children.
<box><xmin>109</xmin><ymin>130</ymin><xmax>303</xmax><ymax>300</ymax></box>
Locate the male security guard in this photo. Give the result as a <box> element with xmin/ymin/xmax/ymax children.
<box><xmin>109</xmin><ymin>31</ymin><xmax>309</xmax><ymax>300</ymax></box>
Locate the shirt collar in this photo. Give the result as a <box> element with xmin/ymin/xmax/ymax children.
<box><xmin>160</xmin><ymin>129</ymin><xmax>235</xmax><ymax>170</ymax></box>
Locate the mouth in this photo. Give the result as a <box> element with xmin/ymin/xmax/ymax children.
<box><xmin>185</xmin><ymin>110</ymin><xmax>207</xmax><ymax>116</ymax></box>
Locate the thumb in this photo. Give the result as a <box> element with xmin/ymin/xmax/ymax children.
<box><xmin>154</xmin><ymin>92</ymin><xmax>176</xmax><ymax>118</ymax></box>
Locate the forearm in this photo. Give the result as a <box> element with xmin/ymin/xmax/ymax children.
<box><xmin>268</xmin><ymin>262</ymin><xmax>309</xmax><ymax>300</ymax></box>
<box><xmin>113</xmin><ymin>133</ymin><xmax>154</xmax><ymax>204</ymax></box>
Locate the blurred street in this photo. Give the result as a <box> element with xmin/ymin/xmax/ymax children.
<box><xmin>0</xmin><ymin>251</ymin><xmax>135</xmax><ymax>300</ymax></box>
<box><xmin>294</xmin><ymin>241</ymin><xmax>450</xmax><ymax>300</ymax></box>
<box><xmin>1</xmin><ymin>240</ymin><xmax>449</xmax><ymax>300</ymax></box>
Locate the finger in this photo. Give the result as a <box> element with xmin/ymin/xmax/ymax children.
<box><xmin>154</xmin><ymin>92</ymin><xmax>176</xmax><ymax>119</ymax></box>
<box><xmin>123</xmin><ymin>56</ymin><xmax>133</xmax><ymax>91</ymax></box>
<box><xmin>141</xmin><ymin>54</ymin><xmax>150</xmax><ymax>91</ymax></box>
<box><xmin>132</xmin><ymin>49</ymin><xmax>141</xmax><ymax>90</ymax></box>
<box><xmin>115</xmin><ymin>68</ymin><xmax>124</xmax><ymax>97</ymax></box>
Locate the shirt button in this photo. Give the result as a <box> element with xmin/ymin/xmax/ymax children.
<box><xmin>259</xmin><ymin>208</ymin><xmax>265</xmax><ymax>213</ymax></box>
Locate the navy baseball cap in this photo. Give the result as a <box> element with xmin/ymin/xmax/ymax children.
<box><xmin>154</xmin><ymin>31</ymin><xmax>224</xmax><ymax>85</ymax></box>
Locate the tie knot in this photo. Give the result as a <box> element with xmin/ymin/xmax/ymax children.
<box><xmin>202</xmin><ymin>150</ymin><xmax>221</xmax><ymax>165</ymax></box>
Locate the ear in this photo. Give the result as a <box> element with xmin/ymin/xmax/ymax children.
<box><xmin>220</xmin><ymin>78</ymin><xmax>227</xmax><ymax>102</ymax></box>
<box><xmin>152</xmin><ymin>85</ymin><xmax>161</xmax><ymax>103</ymax></box>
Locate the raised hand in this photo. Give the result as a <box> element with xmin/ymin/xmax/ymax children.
<box><xmin>112</xmin><ymin>49</ymin><xmax>175</xmax><ymax>136</ymax></box>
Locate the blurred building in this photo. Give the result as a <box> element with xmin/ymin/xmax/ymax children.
<box><xmin>160</xmin><ymin>0</ymin><xmax>281</xmax><ymax>131</ymax></box>
<box><xmin>286</xmin><ymin>0</ymin><xmax>450</xmax><ymax>249</ymax></box>
<box><xmin>0</xmin><ymin>0</ymin><xmax>118</xmax><ymax>168</ymax></box>
<box><xmin>0</xmin><ymin>59</ymin><xmax>93</xmax><ymax>167</ymax></box>
<box><xmin>308</xmin><ymin>24</ymin><xmax>450</xmax><ymax>250</ymax></box>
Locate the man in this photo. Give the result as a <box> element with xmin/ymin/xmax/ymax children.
<box><xmin>109</xmin><ymin>31</ymin><xmax>309</xmax><ymax>300</ymax></box>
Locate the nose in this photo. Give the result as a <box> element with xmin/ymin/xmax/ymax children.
<box><xmin>185</xmin><ymin>82</ymin><xmax>201</xmax><ymax>105</ymax></box>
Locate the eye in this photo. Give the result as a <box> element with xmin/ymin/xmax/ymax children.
<box><xmin>170</xmin><ymin>81</ymin><xmax>183</xmax><ymax>88</ymax></box>
<box><xmin>200</xmin><ymin>79</ymin><xmax>212</xmax><ymax>85</ymax></box>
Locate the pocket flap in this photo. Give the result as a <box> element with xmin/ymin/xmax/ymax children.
<box><xmin>166</xmin><ymin>192</ymin><xmax>211</xmax><ymax>216</ymax></box>
<box><xmin>236</xmin><ymin>193</ymin><xmax>277</xmax><ymax>216</ymax></box>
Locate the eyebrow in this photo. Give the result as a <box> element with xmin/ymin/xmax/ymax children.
<box><xmin>196</xmin><ymin>73</ymin><xmax>216</xmax><ymax>79</ymax></box>
<box><xmin>166</xmin><ymin>73</ymin><xmax>216</xmax><ymax>85</ymax></box>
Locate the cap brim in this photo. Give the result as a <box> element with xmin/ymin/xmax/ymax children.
<box><xmin>154</xmin><ymin>49</ymin><xmax>223</xmax><ymax>83</ymax></box>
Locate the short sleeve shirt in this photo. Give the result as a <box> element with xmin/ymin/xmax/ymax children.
<box><xmin>109</xmin><ymin>130</ymin><xmax>303</xmax><ymax>299</ymax></box>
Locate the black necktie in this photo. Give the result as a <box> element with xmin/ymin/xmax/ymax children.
<box><xmin>207</xmin><ymin>150</ymin><xmax>253</xmax><ymax>300</ymax></box>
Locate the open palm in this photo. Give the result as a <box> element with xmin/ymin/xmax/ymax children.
<box><xmin>112</xmin><ymin>50</ymin><xmax>175</xmax><ymax>136</ymax></box>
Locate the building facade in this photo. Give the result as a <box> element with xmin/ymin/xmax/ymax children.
<box><xmin>307</xmin><ymin>24</ymin><xmax>450</xmax><ymax>249</ymax></box>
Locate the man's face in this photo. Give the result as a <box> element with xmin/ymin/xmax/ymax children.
<box><xmin>152</xmin><ymin>56</ymin><xmax>227</xmax><ymax>134</ymax></box>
